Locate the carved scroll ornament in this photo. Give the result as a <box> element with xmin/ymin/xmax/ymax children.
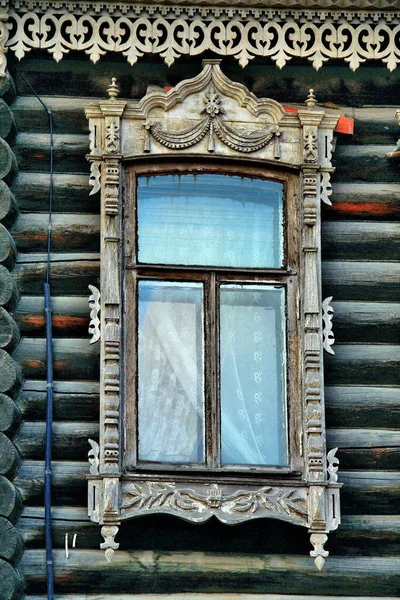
<box><xmin>4</xmin><ymin>3</ymin><xmax>400</xmax><ymax>72</ymax></box>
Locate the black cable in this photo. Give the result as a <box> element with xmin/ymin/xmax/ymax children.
<box><xmin>12</xmin><ymin>62</ymin><xmax>55</xmax><ymax>600</ymax></box>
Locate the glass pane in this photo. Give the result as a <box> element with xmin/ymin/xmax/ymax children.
<box><xmin>220</xmin><ymin>285</ymin><xmax>287</xmax><ymax>466</ymax></box>
<box><xmin>138</xmin><ymin>281</ymin><xmax>205</xmax><ymax>464</ymax></box>
<box><xmin>137</xmin><ymin>174</ymin><xmax>283</xmax><ymax>268</ymax></box>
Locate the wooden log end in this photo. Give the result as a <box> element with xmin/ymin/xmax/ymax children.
<box><xmin>0</xmin><ymin>475</ymin><xmax>23</xmax><ymax>523</ymax></box>
<box><xmin>0</xmin><ymin>394</ymin><xmax>21</xmax><ymax>436</ymax></box>
<box><xmin>0</xmin><ymin>433</ymin><xmax>21</xmax><ymax>479</ymax></box>
<box><xmin>0</xmin><ymin>516</ymin><xmax>23</xmax><ymax>563</ymax></box>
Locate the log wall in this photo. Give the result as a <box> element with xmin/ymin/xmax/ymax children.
<box><xmin>6</xmin><ymin>56</ymin><xmax>400</xmax><ymax>599</ymax></box>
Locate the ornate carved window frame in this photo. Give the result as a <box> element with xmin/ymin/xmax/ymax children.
<box><xmin>85</xmin><ymin>59</ymin><xmax>341</xmax><ymax>569</ymax></box>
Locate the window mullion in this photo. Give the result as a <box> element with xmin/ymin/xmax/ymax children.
<box><xmin>205</xmin><ymin>271</ymin><xmax>219</xmax><ymax>468</ymax></box>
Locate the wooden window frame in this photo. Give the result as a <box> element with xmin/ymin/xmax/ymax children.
<box><xmin>84</xmin><ymin>60</ymin><xmax>342</xmax><ymax>568</ymax></box>
<box><xmin>123</xmin><ymin>160</ymin><xmax>301</xmax><ymax>477</ymax></box>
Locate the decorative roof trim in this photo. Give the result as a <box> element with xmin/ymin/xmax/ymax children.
<box><xmin>1</xmin><ymin>1</ymin><xmax>399</xmax><ymax>74</ymax></box>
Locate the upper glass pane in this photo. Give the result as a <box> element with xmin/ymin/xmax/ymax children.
<box><xmin>137</xmin><ymin>174</ymin><xmax>284</xmax><ymax>268</ymax></box>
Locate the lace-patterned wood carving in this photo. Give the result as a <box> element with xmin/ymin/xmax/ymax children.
<box><xmin>85</xmin><ymin>60</ymin><xmax>342</xmax><ymax>569</ymax></box>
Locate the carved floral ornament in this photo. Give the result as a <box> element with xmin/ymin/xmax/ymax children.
<box><xmin>83</xmin><ymin>60</ymin><xmax>343</xmax><ymax>569</ymax></box>
<box><xmin>0</xmin><ymin>1</ymin><xmax>399</xmax><ymax>76</ymax></box>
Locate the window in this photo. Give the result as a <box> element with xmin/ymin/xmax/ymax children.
<box><xmin>85</xmin><ymin>60</ymin><xmax>341</xmax><ymax>568</ymax></box>
<box><xmin>124</xmin><ymin>165</ymin><xmax>299</xmax><ymax>474</ymax></box>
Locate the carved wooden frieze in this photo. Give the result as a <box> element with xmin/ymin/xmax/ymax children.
<box><xmin>4</xmin><ymin>2</ymin><xmax>400</xmax><ymax>72</ymax></box>
<box><xmin>85</xmin><ymin>60</ymin><xmax>342</xmax><ymax>569</ymax></box>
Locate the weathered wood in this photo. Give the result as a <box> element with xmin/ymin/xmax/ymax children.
<box><xmin>0</xmin><ymin>349</ymin><xmax>22</xmax><ymax>395</ymax></box>
<box><xmin>15</xmin><ymin>460</ymin><xmax>400</xmax><ymax>514</ymax></box>
<box><xmin>0</xmin><ymin>433</ymin><xmax>20</xmax><ymax>479</ymax></box>
<box><xmin>333</xmin><ymin>145</ymin><xmax>400</xmax><ymax>183</ymax></box>
<box><xmin>325</xmin><ymin>183</ymin><xmax>400</xmax><ymax>221</ymax></box>
<box><xmin>11</xmin><ymin>96</ymin><xmax>91</xmax><ymax>135</ymax></box>
<box><xmin>0</xmin><ymin>393</ymin><xmax>21</xmax><ymax>436</ymax></box>
<box><xmin>13</xmin><ymin>58</ymin><xmax>400</xmax><ymax>106</ymax></box>
<box><xmin>325</xmin><ymin>345</ymin><xmax>400</xmax><ymax>387</ymax></box>
<box><xmin>322</xmin><ymin>222</ymin><xmax>400</xmax><ymax>261</ymax></box>
<box><xmin>15</xmin><ymin>296</ymin><xmax>90</xmax><ymax>337</ymax></box>
<box><xmin>20</xmin><ymin>596</ymin><xmax>400</xmax><ymax>600</ymax></box>
<box><xmin>0</xmin><ymin>264</ymin><xmax>19</xmax><ymax>310</ymax></box>
<box><xmin>15</xmin><ymin>421</ymin><xmax>99</xmax><ymax>460</ymax></box>
<box><xmin>0</xmin><ymin>307</ymin><xmax>20</xmax><ymax>351</ymax></box>
<box><xmin>0</xmin><ymin>137</ymin><xmax>18</xmax><ymax>181</ymax></box>
<box><xmin>19</xmin><ymin>549</ymin><xmax>400</xmax><ymax>596</ymax></box>
<box><xmin>322</xmin><ymin>262</ymin><xmax>400</xmax><ymax>302</ymax></box>
<box><xmin>13</xmin><ymin>133</ymin><xmax>89</xmax><ymax>174</ymax></box>
<box><xmin>12</xmin><ymin>259</ymin><xmax>99</xmax><ymax>296</ymax></box>
<box><xmin>13</xmin><ymin>338</ymin><xmax>99</xmax><ymax>381</ymax></box>
<box><xmin>340</xmin><ymin>471</ymin><xmax>400</xmax><ymax>515</ymax></box>
<box><xmin>17</xmin><ymin>506</ymin><xmax>400</xmax><ymax>557</ymax></box>
<box><xmin>325</xmin><ymin>386</ymin><xmax>400</xmax><ymax>429</ymax></box>
<box><xmin>327</xmin><ymin>429</ymin><xmax>400</xmax><ymax>470</ymax></box>
<box><xmin>0</xmin><ymin>557</ymin><xmax>24</xmax><ymax>600</ymax></box>
<box><xmin>0</xmin><ymin>99</ymin><xmax>16</xmax><ymax>142</ymax></box>
<box><xmin>0</xmin><ymin>180</ymin><xmax>19</xmax><ymax>228</ymax></box>
<box><xmin>15</xmin><ymin>382</ymin><xmax>99</xmax><ymax>422</ymax></box>
<box><xmin>12</xmin><ymin>213</ymin><xmax>100</xmax><ymax>253</ymax></box>
<box><xmin>0</xmin><ymin>221</ymin><xmax>14</xmax><ymax>273</ymax></box>
<box><xmin>0</xmin><ymin>516</ymin><xmax>23</xmax><ymax>562</ymax></box>
<box><xmin>0</xmin><ymin>475</ymin><xmax>23</xmax><ymax>522</ymax></box>
<box><xmin>11</xmin><ymin>172</ymin><xmax>95</xmax><ymax>213</ymax></box>
<box><xmin>331</xmin><ymin>302</ymin><xmax>400</xmax><ymax>344</ymax></box>
<box><xmin>12</xmin><ymin>259</ymin><xmax>399</xmax><ymax>300</ymax></box>
<box><xmin>347</xmin><ymin>108</ymin><xmax>400</xmax><ymax>146</ymax></box>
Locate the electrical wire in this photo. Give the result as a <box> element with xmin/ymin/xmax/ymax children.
<box><xmin>12</xmin><ymin>62</ymin><xmax>55</xmax><ymax>600</ymax></box>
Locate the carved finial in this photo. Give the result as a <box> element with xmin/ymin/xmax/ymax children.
<box><xmin>88</xmin><ymin>439</ymin><xmax>100</xmax><ymax>475</ymax></box>
<box><xmin>310</xmin><ymin>533</ymin><xmax>329</xmax><ymax>570</ymax></box>
<box><xmin>306</xmin><ymin>89</ymin><xmax>317</xmax><ymax>108</ymax></box>
<box><xmin>100</xmin><ymin>525</ymin><xmax>119</xmax><ymax>562</ymax></box>
<box><xmin>107</xmin><ymin>77</ymin><xmax>120</xmax><ymax>100</ymax></box>
<box><xmin>327</xmin><ymin>447</ymin><xmax>340</xmax><ymax>483</ymax></box>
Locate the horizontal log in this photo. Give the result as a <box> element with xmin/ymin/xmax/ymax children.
<box><xmin>325</xmin><ymin>345</ymin><xmax>400</xmax><ymax>387</ymax></box>
<box><xmin>16</xmin><ymin>380</ymin><xmax>99</xmax><ymax>421</ymax></box>
<box><xmin>339</xmin><ymin>471</ymin><xmax>400</xmax><ymax>515</ymax></box>
<box><xmin>14</xmin><ymin>133</ymin><xmax>89</xmax><ymax>174</ymax></box>
<box><xmin>322</xmin><ymin>261</ymin><xmax>400</xmax><ymax>301</ymax></box>
<box><xmin>11</xmin><ymin>172</ymin><xmax>96</xmax><ymax>213</ymax></box>
<box><xmin>19</xmin><ymin>549</ymin><xmax>400</xmax><ymax>596</ymax></box>
<box><xmin>12</xmin><ymin>213</ymin><xmax>100</xmax><ymax>253</ymax></box>
<box><xmin>0</xmin><ymin>557</ymin><xmax>24</xmax><ymax>600</ymax></box>
<box><xmin>14</xmin><ymin>460</ymin><xmax>400</xmax><ymax>515</ymax></box>
<box><xmin>0</xmin><ymin>393</ymin><xmax>21</xmax><ymax>436</ymax></box>
<box><xmin>21</xmin><ymin>596</ymin><xmax>400</xmax><ymax>600</ymax></box>
<box><xmin>13</xmin><ymin>338</ymin><xmax>99</xmax><ymax>381</ymax></box>
<box><xmin>12</xmin><ymin>95</ymin><xmax>91</xmax><ymax>135</ymax></box>
<box><xmin>0</xmin><ymin>222</ymin><xmax>17</xmax><ymax>269</ymax></box>
<box><xmin>12</xmin><ymin>259</ymin><xmax>399</xmax><ymax>300</ymax></box>
<box><xmin>13</xmin><ymin>58</ymin><xmax>400</xmax><ymax>106</ymax></box>
<box><xmin>325</xmin><ymin>183</ymin><xmax>400</xmax><ymax>221</ymax></box>
<box><xmin>322</xmin><ymin>222</ymin><xmax>399</xmax><ymax>261</ymax></box>
<box><xmin>325</xmin><ymin>386</ymin><xmax>400</xmax><ymax>429</ymax></box>
<box><xmin>12</xmin><ymin>258</ymin><xmax>99</xmax><ymax>296</ymax></box>
<box><xmin>0</xmin><ymin>180</ymin><xmax>19</xmax><ymax>228</ymax></box>
<box><xmin>15</xmin><ymin>421</ymin><xmax>99</xmax><ymax>460</ymax></box>
<box><xmin>333</xmin><ymin>145</ymin><xmax>400</xmax><ymax>183</ymax></box>
<box><xmin>327</xmin><ymin>429</ymin><xmax>400</xmax><ymax>470</ymax></box>
<box><xmin>0</xmin><ymin>475</ymin><xmax>23</xmax><ymax>523</ymax></box>
<box><xmin>332</xmin><ymin>302</ymin><xmax>400</xmax><ymax>344</ymax></box>
<box><xmin>340</xmin><ymin>107</ymin><xmax>399</xmax><ymax>146</ymax></box>
<box><xmin>0</xmin><ymin>516</ymin><xmax>23</xmax><ymax>562</ymax></box>
<box><xmin>15</xmin><ymin>296</ymin><xmax>90</xmax><ymax>337</ymax></box>
<box><xmin>17</xmin><ymin>506</ymin><xmax>400</xmax><ymax>557</ymax></box>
